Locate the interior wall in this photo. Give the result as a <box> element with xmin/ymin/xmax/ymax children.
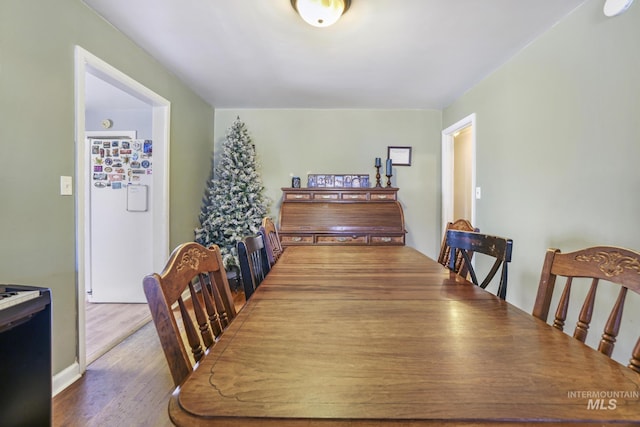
<box><xmin>212</xmin><ymin>109</ymin><xmax>443</xmax><ymax>258</ymax></box>
<box><xmin>85</xmin><ymin>109</ymin><xmax>151</xmax><ymax>138</ymax></box>
<box><xmin>0</xmin><ymin>0</ymin><xmax>214</xmax><ymax>375</ymax></box>
<box><xmin>443</xmin><ymin>0</ymin><xmax>640</xmax><ymax>365</ymax></box>
<box><xmin>453</xmin><ymin>127</ymin><xmax>472</xmax><ymax>220</ymax></box>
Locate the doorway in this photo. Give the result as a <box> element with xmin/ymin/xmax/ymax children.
<box><xmin>74</xmin><ymin>46</ymin><xmax>171</xmax><ymax>373</ymax></box>
<box><xmin>441</xmin><ymin>114</ymin><xmax>477</xmax><ymax>233</ymax></box>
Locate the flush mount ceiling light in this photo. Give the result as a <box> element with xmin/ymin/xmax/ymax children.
<box><xmin>291</xmin><ymin>0</ymin><xmax>351</xmax><ymax>28</ymax></box>
<box><xmin>603</xmin><ymin>0</ymin><xmax>634</xmax><ymax>16</ymax></box>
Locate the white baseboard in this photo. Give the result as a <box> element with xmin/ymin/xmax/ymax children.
<box><xmin>52</xmin><ymin>362</ymin><xmax>82</xmax><ymax>396</ymax></box>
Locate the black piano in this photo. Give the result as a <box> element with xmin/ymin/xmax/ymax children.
<box><xmin>0</xmin><ymin>285</ymin><xmax>52</xmax><ymax>426</ymax></box>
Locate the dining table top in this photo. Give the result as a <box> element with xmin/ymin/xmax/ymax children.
<box><xmin>169</xmin><ymin>245</ymin><xmax>640</xmax><ymax>426</ymax></box>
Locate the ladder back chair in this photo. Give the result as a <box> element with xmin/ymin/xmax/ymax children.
<box><xmin>237</xmin><ymin>234</ymin><xmax>271</xmax><ymax>300</ymax></box>
<box><xmin>532</xmin><ymin>246</ymin><xmax>640</xmax><ymax>374</ymax></box>
<box><xmin>438</xmin><ymin>219</ymin><xmax>479</xmax><ymax>277</ymax></box>
<box><xmin>446</xmin><ymin>230</ymin><xmax>513</xmax><ymax>300</ymax></box>
<box><xmin>260</xmin><ymin>216</ymin><xmax>283</xmax><ymax>266</ymax></box>
<box><xmin>143</xmin><ymin>242</ymin><xmax>237</xmax><ymax>387</ymax></box>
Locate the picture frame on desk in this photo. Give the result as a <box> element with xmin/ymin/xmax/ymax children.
<box><xmin>388</xmin><ymin>146</ymin><xmax>412</xmax><ymax>166</ymax></box>
<box><xmin>307</xmin><ymin>174</ymin><xmax>370</xmax><ymax>188</ymax></box>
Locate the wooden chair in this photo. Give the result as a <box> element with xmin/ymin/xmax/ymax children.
<box><xmin>260</xmin><ymin>216</ymin><xmax>283</xmax><ymax>266</ymax></box>
<box><xmin>446</xmin><ymin>230</ymin><xmax>513</xmax><ymax>300</ymax></box>
<box><xmin>143</xmin><ymin>242</ymin><xmax>237</xmax><ymax>387</ymax></box>
<box><xmin>532</xmin><ymin>246</ymin><xmax>640</xmax><ymax>374</ymax></box>
<box><xmin>437</xmin><ymin>219</ymin><xmax>479</xmax><ymax>277</ymax></box>
<box><xmin>237</xmin><ymin>234</ymin><xmax>271</xmax><ymax>300</ymax></box>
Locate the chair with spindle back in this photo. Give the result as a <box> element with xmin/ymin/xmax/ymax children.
<box><xmin>437</xmin><ymin>219</ymin><xmax>479</xmax><ymax>277</ymax></box>
<box><xmin>532</xmin><ymin>246</ymin><xmax>640</xmax><ymax>374</ymax></box>
<box><xmin>143</xmin><ymin>242</ymin><xmax>237</xmax><ymax>387</ymax></box>
<box><xmin>446</xmin><ymin>230</ymin><xmax>513</xmax><ymax>300</ymax></box>
<box><xmin>260</xmin><ymin>216</ymin><xmax>283</xmax><ymax>266</ymax></box>
<box><xmin>237</xmin><ymin>234</ymin><xmax>271</xmax><ymax>300</ymax></box>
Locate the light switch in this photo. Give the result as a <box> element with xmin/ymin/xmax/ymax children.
<box><xmin>60</xmin><ymin>176</ymin><xmax>73</xmax><ymax>196</ymax></box>
<box><xmin>475</xmin><ymin>187</ymin><xmax>482</xmax><ymax>199</ymax></box>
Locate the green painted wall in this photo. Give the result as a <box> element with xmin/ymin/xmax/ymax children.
<box><xmin>0</xmin><ymin>0</ymin><xmax>214</xmax><ymax>374</ymax></box>
<box><xmin>3</xmin><ymin>0</ymin><xmax>637</xmax><ymax>379</ymax></box>
<box><xmin>444</xmin><ymin>0</ymin><xmax>640</xmax><ymax>364</ymax></box>
<box><xmin>212</xmin><ymin>109</ymin><xmax>443</xmax><ymax>257</ymax></box>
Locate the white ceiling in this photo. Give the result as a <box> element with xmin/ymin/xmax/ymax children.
<box><xmin>83</xmin><ymin>0</ymin><xmax>588</xmax><ymax>109</ymax></box>
<box><xmin>85</xmin><ymin>72</ymin><xmax>151</xmax><ymax>110</ymax></box>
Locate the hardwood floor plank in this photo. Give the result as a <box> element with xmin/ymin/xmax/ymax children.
<box><xmin>85</xmin><ymin>302</ymin><xmax>151</xmax><ymax>364</ymax></box>
<box><xmin>53</xmin><ymin>321</ymin><xmax>174</xmax><ymax>427</ymax></box>
<box><xmin>53</xmin><ymin>290</ymin><xmax>246</xmax><ymax>426</ymax></box>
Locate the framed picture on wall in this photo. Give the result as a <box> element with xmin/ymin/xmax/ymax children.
<box><xmin>387</xmin><ymin>146</ymin><xmax>412</xmax><ymax>166</ymax></box>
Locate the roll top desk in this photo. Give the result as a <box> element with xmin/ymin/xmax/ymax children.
<box><xmin>278</xmin><ymin>187</ymin><xmax>406</xmax><ymax>246</ymax></box>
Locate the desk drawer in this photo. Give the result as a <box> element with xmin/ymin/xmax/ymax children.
<box><xmin>370</xmin><ymin>235</ymin><xmax>405</xmax><ymax>245</ymax></box>
<box><xmin>313</xmin><ymin>193</ymin><xmax>339</xmax><ymax>201</ymax></box>
<box><xmin>316</xmin><ymin>235</ymin><xmax>367</xmax><ymax>244</ymax></box>
<box><xmin>341</xmin><ymin>193</ymin><xmax>367</xmax><ymax>201</ymax></box>
<box><xmin>370</xmin><ymin>193</ymin><xmax>397</xmax><ymax>201</ymax></box>
<box><xmin>285</xmin><ymin>192</ymin><xmax>311</xmax><ymax>201</ymax></box>
<box><xmin>281</xmin><ymin>235</ymin><xmax>314</xmax><ymax>244</ymax></box>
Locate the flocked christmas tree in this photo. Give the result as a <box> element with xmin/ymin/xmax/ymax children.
<box><xmin>195</xmin><ymin>117</ymin><xmax>269</xmax><ymax>268</ymax></box>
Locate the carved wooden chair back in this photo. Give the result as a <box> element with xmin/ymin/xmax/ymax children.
<box><xmin>437</xmin><ymin>219</ymin><xmax>479</xmax><ymax>277</ymax></box>
<box><xmin>446</xmin><ymin>230</ymin><xmax>513</xmax><ymax>300</ymax></box>
<box><xmin>532</xmin><ymin>246</ymin><xmax>640</xmax><ymax>374</ymax></box>
<box><xmin>143</xmin><ymin>242</ymin><xmax>237</xmax><ymax>387</ymax></box>
<box><xmin>260</xmin><ymin>216</ymin><xmax>283</xmax><ymax>266</ymax></box>
<box><xmin>237</xmin><ymin>234</ymin><xmax>271</xmax><ymax>300</ymax></box>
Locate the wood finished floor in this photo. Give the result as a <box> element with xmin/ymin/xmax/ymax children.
<box><xmin>85</xmin><ymin>302</ymin><xmax>151</xmax><ymax>364</ymax></box>
<box><xmin>53</xmin><ymin>291</ymin><xmax>246</xmax><ymax>427</ymax></box>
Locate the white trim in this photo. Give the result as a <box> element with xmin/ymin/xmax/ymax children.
<box><xmin>85</xmin><ymin>130</ymin><xmax>137</xmax><ymax>139</ymax></box>
<box><xmin>152</xmin><ymin>106</ymin><xmax>171</xmax><ymax>271</ymax></box>
<box><xmin>52</xmin><ymin>362</ymin><xmax>81</xmax><ymax>396</ymax></box>
<box><xmin>441</xmin><ymin>113</ymin><xmax>476</xmax><ymax>234</ymax></box>
<box><xmin>74</xmin><ymin>46</ymin><xmax>170</xmax><ymax>376</ymax></box>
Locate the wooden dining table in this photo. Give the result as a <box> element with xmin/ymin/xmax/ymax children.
<box><xmin>169</xmin><ymin>246</ymin><xmax>640</xmax><ymax>426</ymax></box>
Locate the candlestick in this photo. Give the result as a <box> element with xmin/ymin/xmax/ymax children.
<box><xmin>374</xmin><ymin>165</ymin><xmax>382</xmax><ymax>187</ymax></box>
<box><xmin>375</xmin><ymin>157</ymin><xmax>382</xmax><ymax>168</ymax></box>
<box><xmin>385</xmin><ymin>158</ymin><xmax>393</xmax><ymax>188</ymax></box>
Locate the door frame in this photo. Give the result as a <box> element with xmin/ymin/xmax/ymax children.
<box><xmin>74</xmin><ymin>46</ymin><xmax>171</xmax><ymax>375</ymax></box>
<box><xmin>441</xmin><ymin>113</ymin><xmax>476</xmax><ymax>234</ymax></box>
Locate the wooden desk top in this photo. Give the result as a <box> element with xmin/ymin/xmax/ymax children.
<box><xmin>170</xmin><ymin>246</ymin><xmax>640</xmax><ymax>426</ymax></box>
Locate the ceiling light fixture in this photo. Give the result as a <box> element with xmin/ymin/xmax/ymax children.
<box><xmin>291</xmin><ymin>0</ymin><xmax>351</xmax><ymax>28</ymax></box>
<box><xmin>603</xmin><ymin>0</ymin><xmax>634</xmax><ymax>16</ymax></box>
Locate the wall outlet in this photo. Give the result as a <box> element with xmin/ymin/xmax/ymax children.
<box><xmin>60</xmin><ymin>176</ymin><xmax>73</xmax><ymax>196</ymax></box>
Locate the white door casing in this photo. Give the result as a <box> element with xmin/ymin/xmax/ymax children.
<box><xmin>74</xmin><ymin>46</ymin><xmax>170</xmax><ymax>374</ymax></box>
<box><xmin>441</xmin><ymin>113</ymin><xmax>476</xmax><ymax>234</ymax></box>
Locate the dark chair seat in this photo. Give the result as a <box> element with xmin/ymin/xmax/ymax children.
<box><xmin>237</xmin><ymin>234</ymin><xmax>271</xmax><ymax>300</ymax></box>
<box><xmin>446</xmin><ymin>229</ymin><xmax>513</xmax><ymax>300</ymax></box>
<box><xmin>438</xmin><ymin>219</ymin><xmax>478</xmax><ymax>278</ymax></box>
